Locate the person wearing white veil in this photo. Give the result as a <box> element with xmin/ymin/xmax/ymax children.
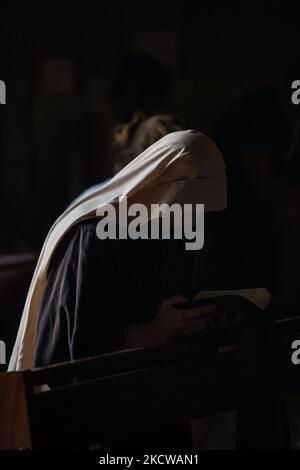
<box><xmin>9</xmin><ymin>130</ymin><xmax>226</xmax><ymax>371</ymax></box>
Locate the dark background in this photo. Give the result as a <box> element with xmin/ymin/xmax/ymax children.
<box><xmin>1</xmin><ymin>3</ymin><xmax>300</xmax><ymax>446</ymax></box>
<box><xmin>0</xmin><ymin>2</ymin><xmax>299</xmax><ymax>249</ymax></box>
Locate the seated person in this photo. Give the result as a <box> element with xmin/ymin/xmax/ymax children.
<box><xmin>9</xmin><ymin>130</ymin><xmax>227</xmax><ymax>369</ymax></box>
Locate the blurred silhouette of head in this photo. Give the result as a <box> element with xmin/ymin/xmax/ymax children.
<box><xmin>110</xmin><ymin>54</ymin><xmax>172</xmax><ymax>122</ymax></box>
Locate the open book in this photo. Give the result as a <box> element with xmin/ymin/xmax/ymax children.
<box><xmin>195</xmin><ymin>288</ymin><xmax>272</xmax><ymax>311</ymax></box>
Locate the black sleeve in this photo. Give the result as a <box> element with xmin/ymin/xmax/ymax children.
<box><xmin>34</xmin><ymin>222</ymin><xmax>125</xmax><ymax>367</ymax></box>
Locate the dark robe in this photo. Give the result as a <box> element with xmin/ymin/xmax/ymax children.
<box><xmin>34</xmin><ymin>219</ymin><xmax>191</xmax><ymax>366</ymax></box>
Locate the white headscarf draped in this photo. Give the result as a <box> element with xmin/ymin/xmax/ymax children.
<box><xmin>9</xmin><ymin>130</ymin><xmax>226</xmax><ymax>371</ymax></box>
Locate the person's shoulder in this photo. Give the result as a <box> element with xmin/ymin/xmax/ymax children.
<box><xmin>48</xmin><ymin>218</ymin><xmax>101</xmax><ymax>274</ymax></box>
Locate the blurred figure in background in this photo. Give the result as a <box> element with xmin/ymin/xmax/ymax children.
<box><xmin>110</xmin><ymin>54</ymin><xmax>172</xmax><ymax>123</ymax></box>
<box><xmin>69</xmin><ymin>113</ymin><xmax>182</xmax><ymax>206</ymax></box>
<box><xmin>9</xmin><ymin>129</ymin><xmax>226</xmax><ymax>371</ymax></box>
<box><xmin>113</xmin><ymin>113</ymin><xmax>181</xmax><ymax>172</ymax></box>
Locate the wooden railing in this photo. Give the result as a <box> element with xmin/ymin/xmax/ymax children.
<box><xmin>2</xmin><ymin>315</ymin><xmax>297</xmax><ymax>450</ymax></box>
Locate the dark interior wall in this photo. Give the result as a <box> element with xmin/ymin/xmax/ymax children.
<box><xmin>0</xmin><ymin>2</ymin><xmax>299</xmax><ymax>249</ymax></box>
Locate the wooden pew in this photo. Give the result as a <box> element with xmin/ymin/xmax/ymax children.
<box><xmin>2</xmin><ymin>316</ymin><xmax>298</xmax><ymax>450</ymax></box>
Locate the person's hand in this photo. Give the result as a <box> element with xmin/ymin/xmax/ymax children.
<box><xmin>125</xmin><ymin>295</ymin><xmax>217</xmax><ymax>349</ymax></box>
